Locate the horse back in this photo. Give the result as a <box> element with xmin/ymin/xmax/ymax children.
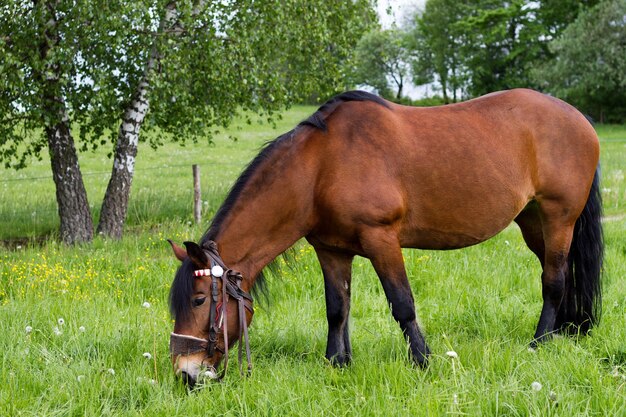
<box><xmin>308</xmin><ymin>89</ymin><xmax>599</xmax><ymax>251</ymax></box>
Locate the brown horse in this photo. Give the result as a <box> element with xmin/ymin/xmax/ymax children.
<box><xmin>168</xmin><ymin>89</ymin><xmax>603</xmax><ymax>386</ymax></box>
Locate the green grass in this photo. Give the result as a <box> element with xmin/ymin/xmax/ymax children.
<box><xmin>1</xmin><ymin>115</ymin><xmax>625</xmax><ymax>416</ymax></box>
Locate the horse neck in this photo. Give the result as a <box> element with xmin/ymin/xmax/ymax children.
<box><xmin>211</xmin><ymin>138</ymin><xmax>316</xmax><ymax>288</ymax></box>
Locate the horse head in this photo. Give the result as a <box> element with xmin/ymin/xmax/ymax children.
<box><xmin>168</xmin><ymin>239</ymin><xmax>253</xmax><ymax>387</ymax></box>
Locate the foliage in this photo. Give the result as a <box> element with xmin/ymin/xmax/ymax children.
<box><xmin>351</xmin><ymin>28</ymin><xmax>412</xmax><ymax>100</ymax></box>
<box><xmin>406</xmin><ymin>95</ymin><xmax>448</xmax><ymax>107</ymax></box>
<box><xmin>532</xmin><ymin>0</ymin><xmax>626</xmax><ymax>123</ymax></box>
<box><xmin>455</xmin><ymin>0</ymin><xmax>602</xmax><ymax>96</ymax></box>
<box><xmin>407</xmin><ymin>0</ymin><xmax>601</xmax><ymax>99</ymax></box>
<box><xmin>150</xmin><ymin>0</ymin><xmax>377</xmax><ymax>144</ymax></box>
<box><xmin>410</xmin><ymin>0</ymin><xmax>466</xmax><ymax>103</ymax></box>
<box><xmin>453</xmin><ymin>0</ymin><xmax>541</xmax><ymax>96</ymax></box>
<box><xmin>1</xmin><ymin>108</ymin><xmax>625</xmax><ymax>415</ymax></box>
<box><xmin>1</xmin><ymin>0</ymin><xmax>375</xmax><ymax>242</ymax></box>
<box><xmin>0</xmin><ymin>0</ymin><xmax>154</xmax><ymax>169</ymax></box>
<box><xmin>0</xmin><ymin>0</ymin><xmax>376</xmax><ymax>168</ymax></box>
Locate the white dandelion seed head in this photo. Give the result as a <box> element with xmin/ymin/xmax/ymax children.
<box><xmin>446</xmin><ymin>351</ymin><xmax>458</xmax><ymax>359</ymax></box>
<box><xmin>57</xmin><ymin>318</ymin><xmax>65</xmax><ymax>326</ymax></box>
<box><xmin>549</xmin><ymin>391</ymin><xmax>557</xmax><ymax>402</ymax></box>
<box><xmin>142</xmin><ymin>301</ymin><xmax>151</xmax><ymax>309</ymax></box>
<box><xmin>53</xmin><ymin>326</ymin><xmax>62</xmax><ymax>336</ymax></box>
<box><xmin>143</xmin><ymin>352</ymin><xmax>152</xmax><ymax>360</ymax></box>
<box><xmin>204</xmin><ymin>368</ymin><xmax>219</xmax><ymax>380</ymax></box>
<box><xmin>531</xmin><ymin>381</ymin><xmax>542</xmax><ymax>391</ymax></box>
<box><xmin>148</xmin><ymin>379</ymin><xmax>157</xmax><ymax>385</ymax></box>
<box><xmin>79</xmin><ymin>326</ymin><xmax>85</xmax><ymax>332</ymax></box>
<box><xmin>25</xmin><ymin>325</ymin><xmax>33</xmax><ymax>334</ymax></box>
<box><xmin>107</xmin><ymin>368</ymin><xmax>115</xmax><ymax>375</ymax></box>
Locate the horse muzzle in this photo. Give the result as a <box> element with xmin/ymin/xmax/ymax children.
<box><xmin>171</xmin><ymin>332</ymin><xmax>224</xmax><ymax>386</ymax></box>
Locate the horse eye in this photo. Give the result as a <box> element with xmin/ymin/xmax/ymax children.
<box><xmin>193</xmin><ymin>297</ymin><xmax>206</xmax><ymax>307</ymax></box>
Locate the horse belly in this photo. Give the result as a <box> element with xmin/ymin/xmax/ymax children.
<box><xmin>399</xmin><ymin>196</ymin><xmax>526</xmax><ymax>250</ymax></box>
<box><xmin>397</xmin><ymin>162</ymin><xmax>532</xmax><ymax>250</ymax></box>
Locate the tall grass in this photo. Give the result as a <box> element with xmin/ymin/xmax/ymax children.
<box><xmin>1</xmin><ymin>113</ymin><xmax>625</xmax><ymax>416</ymax></box>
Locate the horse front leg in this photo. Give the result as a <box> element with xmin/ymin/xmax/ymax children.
<box><xmin>314</xmin><ymin>247</ymin><xmax>354</xmax><ymax>366</ymax></box>
<box><xmin>360</xmin><ymin>229</ymin><xmax>430</xmax><ymax>367</ymax></box>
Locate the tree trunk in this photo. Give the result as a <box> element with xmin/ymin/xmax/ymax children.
<box><xmin>96</xmin><ymin>80</ymin><xmax>148</xmax><ymax>238</ymax></box>
<box><xmin>396</xmin><ymin>77</ymin><xmax>403</xmax><ymax>100</ymax></box>
<box><xmin>440</xmin><ymin>74</ymin><xmax>449</xmax><ymax>104</ymax></box>
<box><xmin>38</xmin><ymin>0</ymin><xmax>93</xmax><ymax>244</ymax></box>
<box><xmin>451</xmin><ymin>59</ymin><xmax>458</xmax><ymax>103</ymax></box>
<box><xmin>96</xmin><ymin>2</ymin><xmax>179</xmax><ymax>239</ymax></box>
<box><xmin>46</xmin><ymin>119</ymin><xmax>94</xmax><ymax>244</ymax></box>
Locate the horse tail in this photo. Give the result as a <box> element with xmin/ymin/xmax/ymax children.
<box><xmin>556</xmin><ymin>166</ymin><xmax>604</xmax><ymax>334</ymax></box>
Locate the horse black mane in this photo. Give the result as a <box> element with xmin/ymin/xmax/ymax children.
<box><xmin>169</xmin><ymin>91</ymin><xmax>388</xmax><ymax>320</ymax></box>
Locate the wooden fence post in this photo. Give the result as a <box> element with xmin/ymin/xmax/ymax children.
<box><xmin>193</xmin><ymin>164</ymin><xmax>201</xmax><ymax>224</ymax></box>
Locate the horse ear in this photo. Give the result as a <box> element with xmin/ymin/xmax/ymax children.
<box><xmin>167</xmin><ymin>239</ymin><xmax>187</xmax><ymax>262</ymax></box>
<box><xmin>183</xmin><ymin>241</ymin><xmax>209</xmax><ymax>268</ymax></box>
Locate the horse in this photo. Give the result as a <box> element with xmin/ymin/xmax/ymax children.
<box><xmin>168</xmin><ymin>89</ymin><xmax>603</xmax><ymax>387</ymax></box>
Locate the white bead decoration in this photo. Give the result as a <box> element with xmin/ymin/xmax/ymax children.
<box><xmin>211</xmin><ymin>265</ymin><xmax>224</xmax><ymax>277</ymax></box>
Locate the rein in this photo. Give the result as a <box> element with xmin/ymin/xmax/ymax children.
<box><xmin>170</xmin><ymin>241</ymin><xmax>254</xmax><ymax>378</ymax></box>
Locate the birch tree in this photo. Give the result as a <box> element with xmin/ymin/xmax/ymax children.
<box><xmin>96</xmin><ymin>2</ymin><xmax>178</xmax><ymax>238</ymax></box>
<box><xmin>0</xmin><ymin>0</ymin><xmax>376</xmax><ymax>242</ymax></box>
<box><xmin>0</xmin><ymin>0</ymin><xmax>107</xmax><ymax>244</ymax></box>
<box><xmin>98</xmin><ymin>0</ymin><xmax>377</xmax><ymax>239</ymax></box>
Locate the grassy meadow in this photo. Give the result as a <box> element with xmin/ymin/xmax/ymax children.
<box><xmin>1</xmin><ymin>107</ymin><xmax>625</xmax><ymax>416</ymax></box>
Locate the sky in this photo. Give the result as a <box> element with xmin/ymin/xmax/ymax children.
<box><xmin>377</xmin><ymin>0</ymin><xmax>426</xmax><ymax>29</ymax></box>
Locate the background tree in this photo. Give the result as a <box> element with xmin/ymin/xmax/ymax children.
<box><xmin>452</xmin><ymin>0</ymin><xmax>554</xmax><ymax>96</ymax></box>
<box><xmin>0</xmin><ymin>0</ymin><xmax>376</xmax><ymax>243</ymax></box>
<box><xmin>0</xmin><ymin>1</ymin><xmax>125</xmax><ymax>244</ymax></box>
<box><xmin>352</xmin><ymin>29</ymin><xmax>412</xmax><ymax>100</ymax></box>
<box><xmin>93</xmin><ymin>0</ymin><xmax>377</xmax><ymax>239</ymax></box>
<box><xmin>533</xmin><ymin>0</ymin><xmax>626</xmax><ymax>122</ymax></box>
<box><xmin>411</xmin><ymin>0</ymin><xmax>466</xmax><ymax>103</ymax></box>
<box><xmin>536</xmin><ymin>0</ymin><xmax>601</xmax><ymax>35</ymax></box>
<box><xmin>410</xmin><ymin>0</ymin><xmax>600</xmax><ymax>99</ymax></box>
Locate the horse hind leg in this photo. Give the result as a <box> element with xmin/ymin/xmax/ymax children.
<box><xmin>313</xmin><ymin>247</ymin><xmax>354</xmax><ymax>366</ymax></box>
<box><xmin>515</xmin><ymin>203</ymin><xmax>545</xmax><ymax>268</ymax></box>
<box><xmin>515</xmin><ymin>205</ymin><xmax>559</xmax><ymax>345</ymax></box>
<box><xmin>526</xmin><ymin>200</ymin><xmax>578</xmax><ymax>346</ymax></box>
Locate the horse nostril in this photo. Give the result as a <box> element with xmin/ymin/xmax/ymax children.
<box><xmin>180</xmin><ymin>371</ymin><xmax>196</xmax><ymax>388</ymax></box>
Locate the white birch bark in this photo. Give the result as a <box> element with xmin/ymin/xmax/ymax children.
<box><xmin>97</xmin><ymin>2</ymin><xmax>180</xmax><ymax>238</ymax></box>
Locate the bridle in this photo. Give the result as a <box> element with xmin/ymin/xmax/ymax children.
<box><xmin>169</xmin><ymin>240</ymin><xmax>254</xmax><ymax>378</ymax></box>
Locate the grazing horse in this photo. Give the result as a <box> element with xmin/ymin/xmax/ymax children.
<box><xmin>168</xmin><ymin>89</ymin><xmax>603</xmax><ymax>386</ymax></box>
